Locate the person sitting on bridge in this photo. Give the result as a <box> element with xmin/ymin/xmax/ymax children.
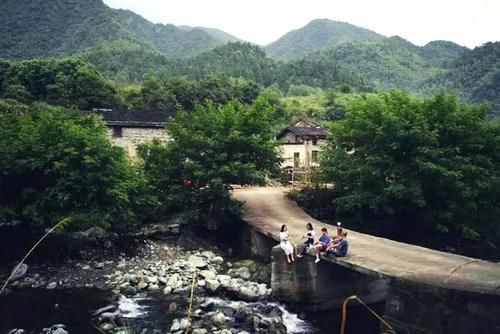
<box><xmin>326</xmin><ymin>231</ymin><xmax>349</xmax><ymax>257</ymax></box>
<box><xmin>313</xmin><ymin>227</ymin><xmax>331</xmax><ymax>263</ymax></box>
<box><xmin>279</xmin><ymin>224</ymin><xmax>295</xmax><ymax>263</ymax></box>
<box><xmin>296</xmin><ymin>223</ymin><xmax>315</xmax><ymax>259</ymax></box>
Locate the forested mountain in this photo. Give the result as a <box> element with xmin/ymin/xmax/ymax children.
<box><xmin>179</xmin><ymin>26</ymin><xmax>244</xmax><ymax>43</ymax></box>
<box><xmin>0</xmin><ymin>0</ymin><xmax>136</xmax><ymax>58</ymax></box>
<box><xmin>172</xmin><ymin>43</ymin><xmax>371</xmax><ymax>92</ymax></box>
<box><xmin>421</xmin><ymin>40</ymin><xmax>469</xmax><ymax>67</ymax></box>
<box><xmin>0</xmin><ymin>0</ymin><xmax>498</xmax><ymax>116</ymax></box>
<box><xmin>266</xmin><ymin>19</ymin><xmax>385</xmax><ymax>60</ymax></box>
<box><xmin>0</xmin><ymin>0</ymin><xmax>234</xmax><ymax>60</ymax></box>
<box><xmin>299</xmin><ymin>36</ymin><xmax>456</xmax><ymax>92</ymax></box>
<box><xmin>423</xmin><ymin>42</ymin><xmax>500</xmax><ymax>116</ymax></box>
<box><xmin>113</xmin><ymin>9</ymin><xmax>224</xmax><ymax>58</ymax></box>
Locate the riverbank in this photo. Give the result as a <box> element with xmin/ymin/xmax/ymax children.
<box><xmin>0</xmin><ymin>224</ymin><xmax>313</xmax><ymax>334</ymax></box>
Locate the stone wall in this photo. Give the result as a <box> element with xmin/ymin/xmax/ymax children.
<box><xmin>384</xmin><ymin>280</ymin><xmax>500</xmax><ymax>334</ymax></box>
<box><xmin>107</xmin><ymin>127</ymin><xmax>168</xmax><ymax>157</ymax></box>
<box><xmin>270</xmin><ymin>246</ymin><xmax>388</xmax><ymax>312</ymax></box>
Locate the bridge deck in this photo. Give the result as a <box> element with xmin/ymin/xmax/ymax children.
<box><xmin>233</xmin><ymin>187</ymin><xmax>500</xmax><ymax>295</ymax></box>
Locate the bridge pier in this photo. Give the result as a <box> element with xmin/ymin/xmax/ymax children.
<box><xmin>384</xmin><ymin>279</ymin><xmax>500</xmax><ymax>334</ymax></box>
<box><xmin>270</xmin><ymin>245</ymin><xmax>389</xmax><ymax>312</ymax></box>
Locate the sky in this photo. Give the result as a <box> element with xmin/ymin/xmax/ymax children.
<box><xmin>103</xmin><ymin>0</ymin><xmax>500</xmax><ymax>48</ymax></box>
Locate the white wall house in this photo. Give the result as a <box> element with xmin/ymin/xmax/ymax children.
<box><xmin>276</xmin><ymin>121</ymin><xmax>328</xmax><ymax>169</ymax></box>
<box><xmin>89</xmin><ymin>109</ymin><xmax>172</xmax><ymax>157</ymax></box>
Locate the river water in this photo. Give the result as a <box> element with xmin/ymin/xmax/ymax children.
<box><xmin>0</xmin><ymin>288</ymin><xmax>383</xmax><ymax>334</ymax></box>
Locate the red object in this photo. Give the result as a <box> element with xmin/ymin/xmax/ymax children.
<box><xmin>182</xmin><ymin>179</ymin><xmax>193</xmax><ymax>187</ymax></box>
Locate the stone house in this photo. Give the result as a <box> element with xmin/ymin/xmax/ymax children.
<box><xmin>276</xmin><ymin>121</ymin><xmax>328</xmax><ymax>169</ymax></box>
<box><xmin>89</xmin><ymin>108</ymin><xmax>173</xmax><ymax>157</ymax></box>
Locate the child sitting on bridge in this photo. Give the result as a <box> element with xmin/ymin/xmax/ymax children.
<box><xmin>326</xmin><ymin>231</ymin><xmax>349</xmax><ymax>257</ymax></box>
<box><xmin>313</xmin><ymin>227</ymin><xmax>331</xmax><ymax>263</ymax></box>
<box><xmin>296</xmin><ymin>222</ymin><xmax>315</xmax><ymax>259</ymax></box>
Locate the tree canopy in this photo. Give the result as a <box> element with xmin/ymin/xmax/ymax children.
<box><xmin>321</xmin><ymin>91</ymin><xmax>500</xmax><ymax>254</ymax></box>
<box><xmin>0</xmin><ymin>103</ymin><xmax>156</xmax><ymax>232</ymax></box>
<box><xmin>138</xmin><ymin>96</ymin><xmax>282</xmax><ymax>229</ymax></box>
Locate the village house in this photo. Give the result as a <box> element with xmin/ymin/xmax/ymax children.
<box><xmin>89</xmin><ymin>108</ymin><xmax>173</xmax><ymax>157</ymax></box>
<box><xmin>276</xmin><ymin>121</ymin><xmax>328</xmax><ymax>169</ymax></box>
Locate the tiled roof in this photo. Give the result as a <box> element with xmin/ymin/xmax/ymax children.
<box><xmin>276</xmin><ymin>121</ymin><xmax>328</xmax><ymax>139</ymax></box>
<box><xmin>86</xmin><ymin>109</ymin><xmax>175</xmax><ymax>128</ymax></box>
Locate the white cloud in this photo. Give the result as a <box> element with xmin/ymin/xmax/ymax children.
<box><xmin>104</xmin><ymin>0</ymin><xmax>500</xmax><ymax>48</ymax></box>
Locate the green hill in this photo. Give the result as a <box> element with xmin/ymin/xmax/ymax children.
<box><xmin>423</xmin><ymin>42</ymin><xmax>500</xmax><ymax>116</ymax></box>
<box><xmin>0</xmin><ymin>0</ymin><xmax>135</xmax><ymax>58</ymax></box>
<box><xmin>180</xmin><ymin>26</ymin><xmax>244</xmax><ymax>43</ymax></box>
<box><xmin>266</xmin><ymin>19</ymin><xmax>385</xmax><ymax>60</ymax></box>
<box><xmin>113</xmin><ymin>9</ymin><xmax>224</xmax><ymax>58</ymax></box>
<box><xmin>0</xmin><ymin>0</ymin><xmax>233</xmax><ymax>60</ymax></box>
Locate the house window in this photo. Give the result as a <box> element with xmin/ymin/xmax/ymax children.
<box><xmin>312</xmin><ymin>150</ymin><xmax>319</xmax><ymax>163</ymax></box>
<box><xmin>294</xmin><ymin>152</ymin><xmax>300</xmax><ymax>168</ymax></box>
<box><xmin>112</xmin><ymin>126</ymin><xmax>123</xmax><ymax>137</ymax></box>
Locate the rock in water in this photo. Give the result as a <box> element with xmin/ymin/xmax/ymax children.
<box><xmin>238</xmin><ymin>287</ymin><xmax>257</xmax><ymax>301</ymax></box>
<box><xmin>205</xmin><ymin>279</ymin><xmax>220</xmax><ymax>292</ymax></box>
<box><xmin>10</xmin><ymin>263</ymin><xmax>28</xmax><ymax>280</ymax></box>
<box><xmin>52</xmin><ymin>329</ymin><xmax>68</xmax><ymax>334</ymax></box>
<box><xmin>46</xmin><ymin>282</ymin><xmax>57</xmax><ymax>289</ymax></box>
<box><xmin>211</xmin><ymin>312</ymin><xmax>226</xmax><ymax>327</ymax></box>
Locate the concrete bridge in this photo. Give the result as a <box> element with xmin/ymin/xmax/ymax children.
<box><xmin>233</xmin><ymin>187</ymin><xmax>500</xmax><ymax>334</ymax></box>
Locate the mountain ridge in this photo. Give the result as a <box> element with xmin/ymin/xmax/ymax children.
<box><xmin>265</xmin><ymin>19</ymin><xmax>386</xmax><ymax>60</ymax></box>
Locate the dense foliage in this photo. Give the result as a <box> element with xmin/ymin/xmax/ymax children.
<box><xmin>113</xmin><ymin>9</ymin><xmax>224</xmax><ymax>59</ymax></box>
<box><xmin>0</xmin><ymin>57</ymin><xmax>117</xmax><ymax>109</ymax></box>
<box><xmin>422</xmin><ymin>42</ymin><xmax>500</xmax><ymax>117</ymax></box>
<box><xmin>0</xmin><ymin>103</ymin><xmax>156</xmax><ymax>232</ymax></box>
<box><xmin>320</xmin><ymin>91</ymin><xmax>500</xmax><ymax>257</ymax></box>
<box><xmin>0</xmin><ymin>0</ymin><xmax>135</xmax><ymax>58</ymax></box>
<box><xmin>0</xmin><ymin>0</ymin><xmax>229</xmax><ymax>60</ymax></box>
<box><xmin>138</xmin><ymin>96</ymin><xmax>282</xmax><ymax>229</ymax></box>
<box><xmin>266</xmin><ymin>19</ymin><xmax>385</xmax><ymax>60</ymax></box>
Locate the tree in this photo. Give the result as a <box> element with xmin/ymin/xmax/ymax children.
<box><xmin>0</xmin><ymin>103</ymin><xmax>156</xmax><ymax>232</ymax></box>
<box><xmin>138</xmin><ymin>96</ymin><xmax>282</xmax><ymax>229</ymax></box>
<box><xmin>321</xmin><ymin>90</ymin><xmax>500</xmax><ymax>253</ymax></box>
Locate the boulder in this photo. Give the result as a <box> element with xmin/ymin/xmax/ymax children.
<box><xmin>201</xmin><ymin>251</ymin><xmax>216</xmax><ymax>259</ymax></box>
<box><xmin>92</xmin><ymin>305</ymin><xmax>116</xmax><ymax>317</ymax></box>
<box><xmin>46</xmin><ymin>282</ymin><xmax>57</xmax><ymax>289</ymax></box>
<box><xmin>199</xmin><ymin>270</ymin><xmax>216</xmax><ymax>280</ymax></box>
<box><xmin>163</xmin><ymin>286</ymin><xmax>172</xmax><ymax>295</ymax></box>
<box><xmin>216</xmin><ymin>275</ymin><xmax>232</xmax><ymax>287</ymax></box>
<box><xmin>238</xmin><ymin>286</ymin><xmax>257</xmax><ymax>301</ymax></box>
<box><xmin>188</xmin><ymin>256</ymin><xmax>208</xmax><ymax>269</ymax></box>
<box><xmin>147</xmin><ymin>276</ymin><xmax>158</xmax><ymax>284</ymax></box>
<box><xmin>170</xmin><ymin>318</ymin><xmax>190</xmax><ymax>332</ymax></box>
<box><xmin>81</xmin><ymin>227</ymin><xmax>106</xmax><ymax>239</ymax></box>
<box><xmin>212</xmin><ymin>256</ymin><xmax>224</xmax><ymax>265</ymax></box>
<box><xmin>192</xmin><ymin>329</ymin><xmax>207</xmax><ymax>334</ymax></box>
<box><xmin>211</xmin><ymin>312</ymin><xmax>226</xmax><ymax>327</ymax></box>
<box><xmin>8</xmin><ymin>330</ymin><xmax>26</xmax><ymax>334</ymax></box>
<box><xmin>10</xmin><ymin>263</ymin><xmax>28</xmax><ymax>280</ymax></box>
<box><xmin>205</xmin><ymin>279</ymin><xmax>220</xmax><ymax>292</ymax></box>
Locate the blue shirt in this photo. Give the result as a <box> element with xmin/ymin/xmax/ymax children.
<box><xmin>336</xmin><ymin>239</ymin><xmax>349</xmax><ymax>256</ymax></box>
<box><xmin>319</xmin><ymin>234</ymin><xmax>331</xmax><ymax>244</ymax></box>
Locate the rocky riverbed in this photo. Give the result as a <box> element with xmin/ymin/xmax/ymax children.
<box><xmin>0</xmin><ymin>226</ymin><xmax>313</xmax><ymax>334</ymax></box>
